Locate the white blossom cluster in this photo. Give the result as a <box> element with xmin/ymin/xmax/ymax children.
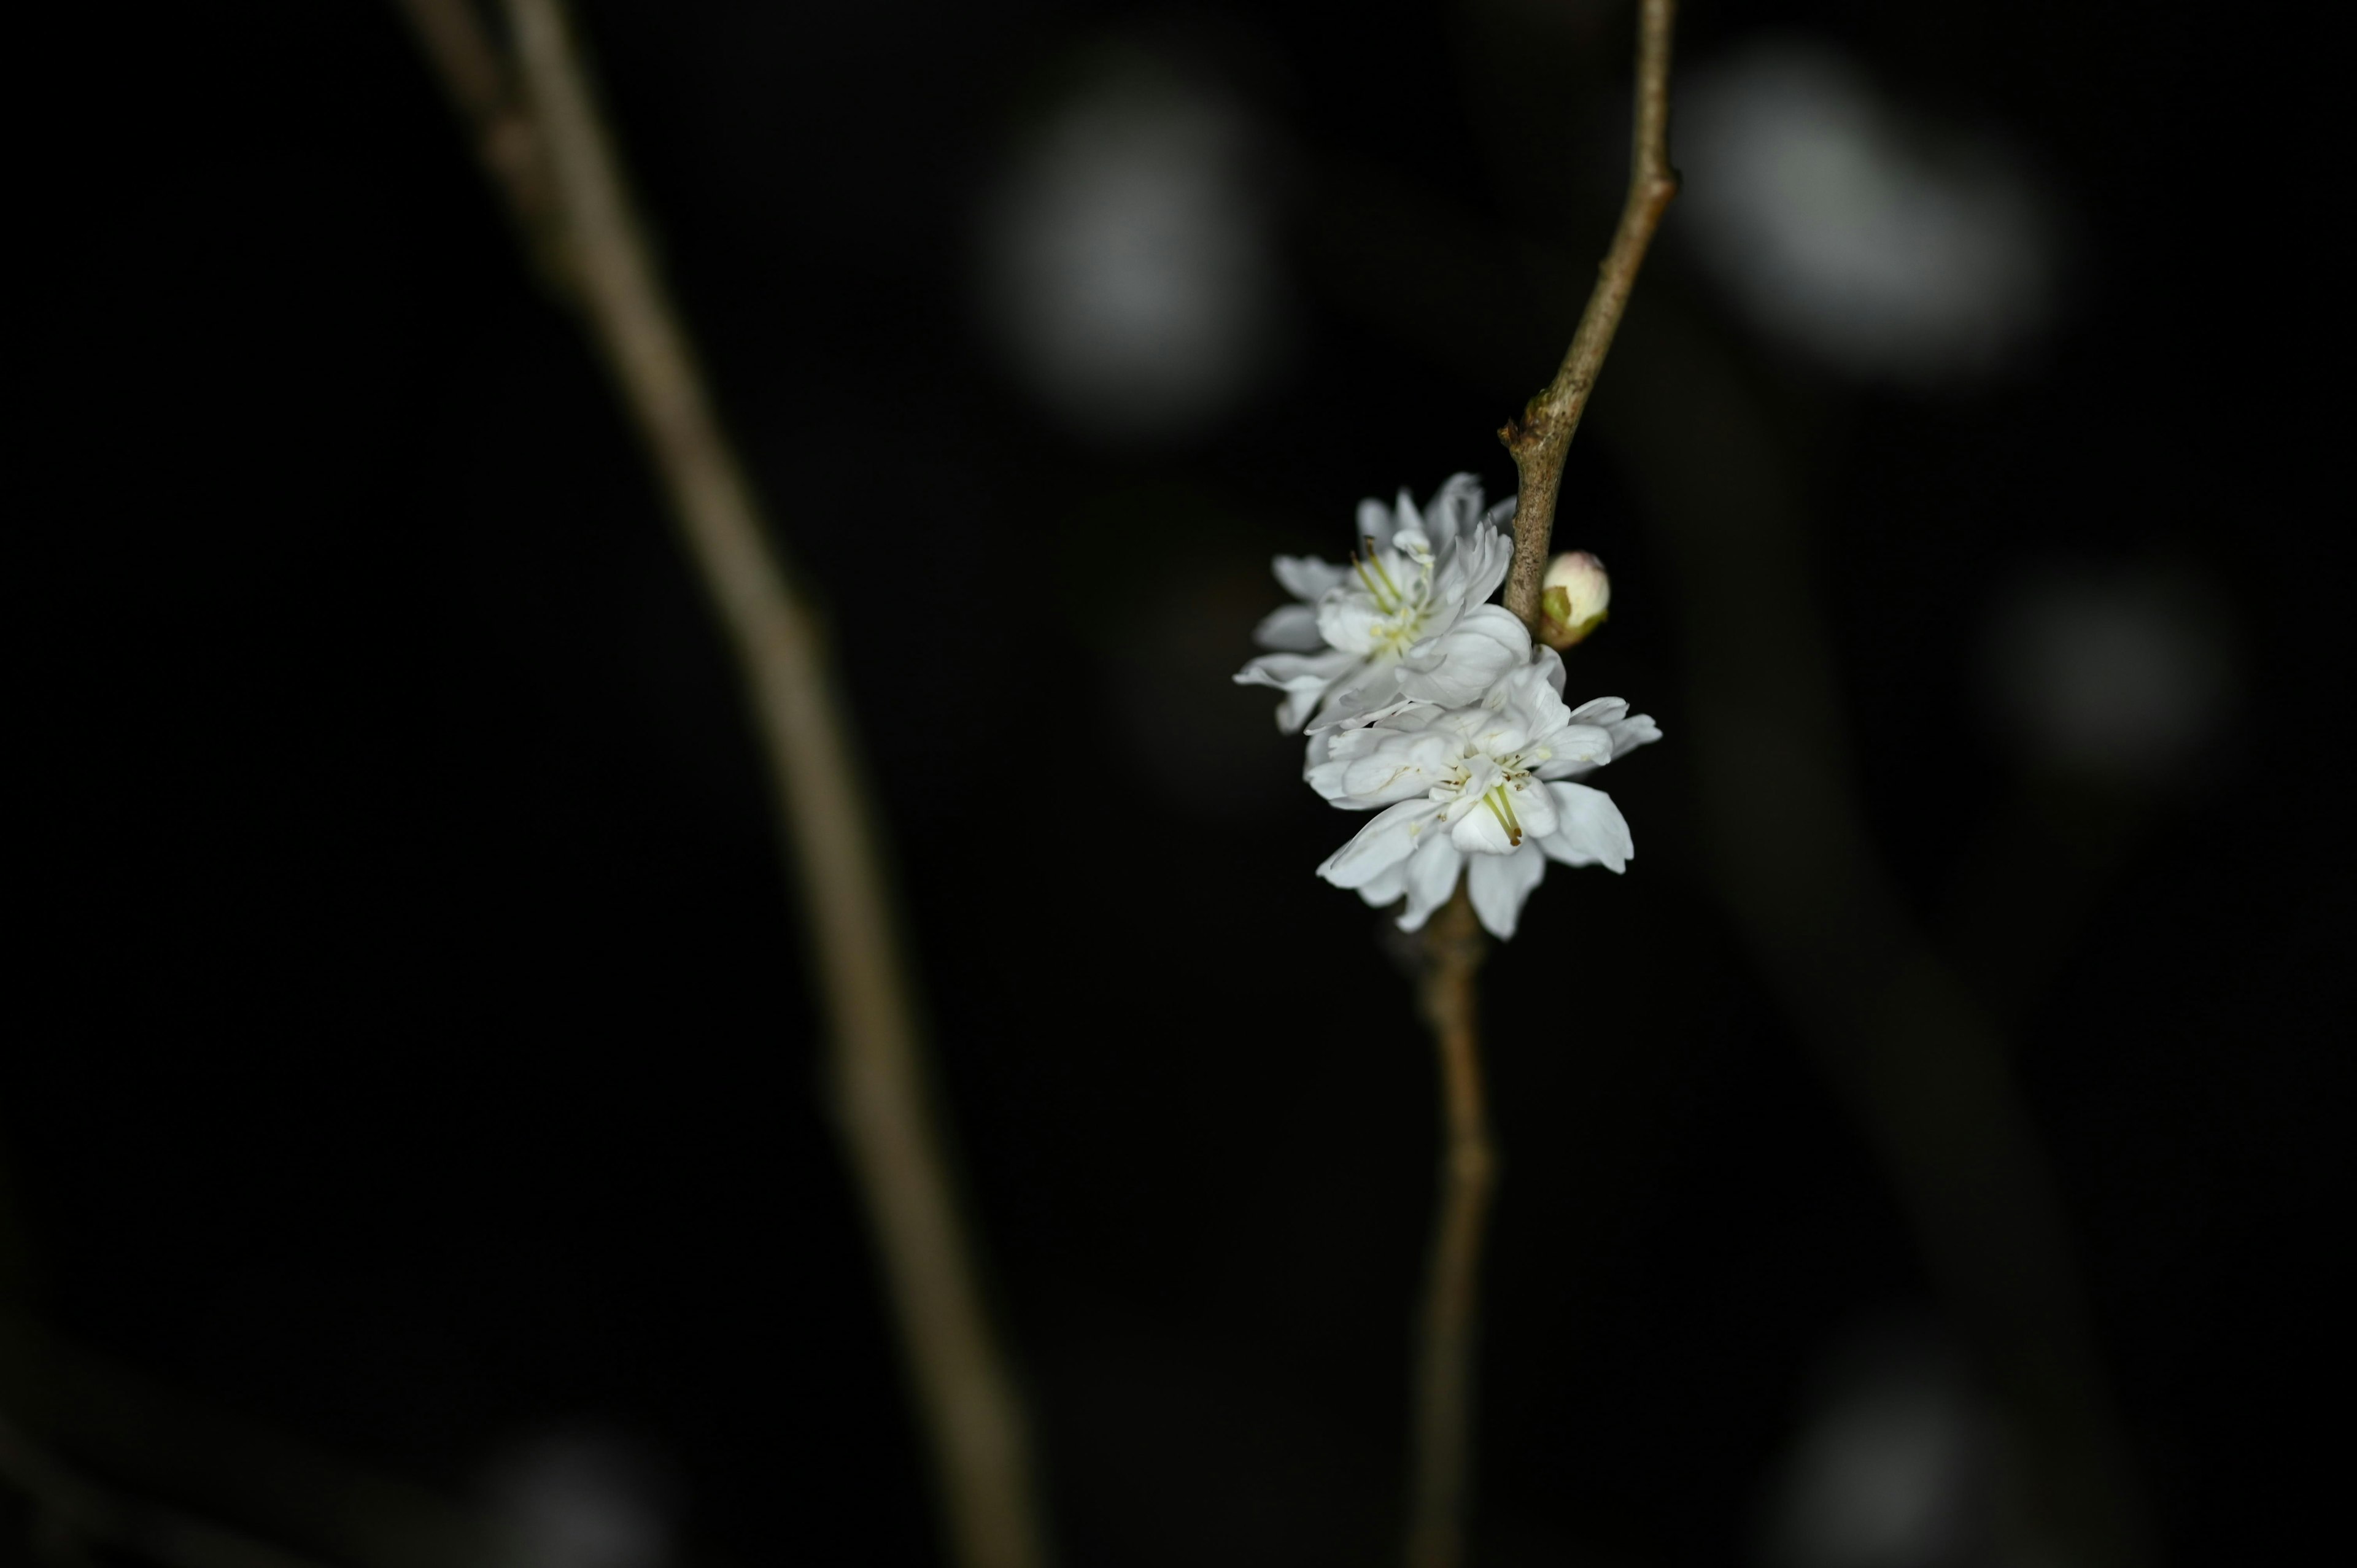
<box><xmin>1236</xmin><ymin>475</ymin><xmax>1660</xmax><ymax>940</ymax></box>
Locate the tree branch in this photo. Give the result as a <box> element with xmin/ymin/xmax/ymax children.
<box><xmin>1499</xmin><ymin>0</ymin><xmax>1679</xmax><ymax>631</ymax></box>
<box><xmin>395</xmin><ymin>5</ymin><xmax>1049</xmax><ymax>1567</ymax></box>
<box><xmin>1398</xmin><ymin>10</ymin><xmax>1679</xmax><ymax>1562</ymax></box>
<box><xmin>1406</xmin><ymin>890</ymin><xmax>1494</xmax><ymax>1568</ymax></box>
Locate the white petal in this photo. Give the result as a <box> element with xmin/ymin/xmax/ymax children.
<box><xmin>1276</xmin><ymin>685</ymin><xmax>1325</xmax><ymax>732</ymax></box>
<box><xmin>1449</xmin><ymin>797</ymin><xmax>1518</xmax><ymax>855</ymax></box>
<box><xmin>1533</xmin><ymin>644</ymin><xmax>1566</xmax><ymax>698</ymax></box>
<box><xmin>1398</xmin><ymin>606</ymin><xmax>1531</xmax><ymax>706</ymax></box>
<box><xmin>1392</xmin><ymin>489</ymin><xmax>1422</xmax><ymax>545</ymax></box>
<box><xmin>1538</xmin><ymin>782</ymin><xmax>1633</xmax><ymax>872</ymax></box>
<box><xmin>1538</xmin><ymin>704</ymin><xmax>1662</xmax><ymax>777</ymax></box>
<box><xmin>1301</xmin><ymin>725</ymin><xmax>1334</xmax><ymax>779</ymax></box>
<box><xmin>1505</xmin><ymin>656</ymin><xmax>1571</xmax><ymax>734</ymax></box>
<box><xmin>1466</xmin><ymin>843</ymin><xmax>1549</xmax><ymax>939</ymax></box>
<box><xmin>1234</xmin><ymin>648</ymin><xmax>1359</xmax><ymax>733</ymax></box>
<box><xmin>1356</xmin><ymin>856</ymin><xmax>1409</xmax><ymax>908</ymax></box>
<box><xmin>1252</xmin><ymin>602</ymin><xmax>1328</xmax><ymax>652</ymax></box>
<box><xmin>1318</xmin><ymin>799</ymin><xmax>1446</xmax><ymax>889</ymax></box>
<box><xmin>1458</xmin><ymin>522</ymin><xmax>1512</xmax><ymax>606</ymax></box>
<box><xmin>1273</xmin><ymin>555</ymin><xmax>1352</xmax><ymax>602</ymax></box>
<box><xmin>1302</xmin><ymin>665</ymin><xmax>1418</xmax><ymax>734</ymax></box>
<box><xmin>1396</xmin><ymin>833</ymin><xmax>1465</xmax><ymax>932</ymax></box>
<box><xmin>1356</xmin><ymin>499</ymin><xmax>1392</xmax><ymax>549</ymax></box>
<box><xmin>1607</xmin><ymin>711</ymin><xmax>1662</xmax><ymax>756</ymax></box>
<box><xmin>1480</xmin><ymin>495</ymin><xmax>1519</xmax><ymax>534</ymax></box>
<box><xmin>1534</xmin><ymin>724</ymin><xmax>1613</xmax><ymax>777</ymax></box>
<box><xmin>1422</xmin><ymin>473</ymin><xmax>1484</xmax><ymax>549</ymax></box>
<box><xmin>1329</xmin><ymin>729</ymin><xmax>1462</xmax><ymax>808</ymax></box>
<box><xmin>1507</xmin><ymin>776</ymin><xmax>1558</xmax><ymax>840</ymax></box>
<box><xmin>1316</xmin><ymin>592</ymin><xmax>1390</xmax><ymax>655</ymax></box>
<box><xmin>1234</xmin><ymin>648</ymin><xmax>1354</xmax><ymax>690</ymax></box>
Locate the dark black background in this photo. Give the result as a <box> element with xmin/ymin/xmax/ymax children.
<box><xmin>10</xmin><ymin>2</ymin><xmax>2342</xmax><ymax>1565</ymax></box>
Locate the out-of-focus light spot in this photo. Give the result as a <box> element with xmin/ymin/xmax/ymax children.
<box><xmin>1981</xmin><ymin>560</ymin><xmax>2239</xmax><ymax>786</ymax></box>
<box><xmin>1758</xmin><ymin>1323</ymin><xmax>2029</xmax><ymax>1568</ymax></box>
<box><xmin>488</xmin><ymin>1429</ymin><xmax>675</xmax><ymax>1568</ymax></box>
<box><xmin>1677</xmin><ymin>41</ymin><xmax>2056</xmax><ymax>385</ymax></box>
<box><xmin>978</xmin><ymin>50</ymin><xmax>1288</xmax><ymax>444</ymax></box>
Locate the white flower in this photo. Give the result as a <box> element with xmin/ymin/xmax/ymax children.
<box><xmin>1234</xmin><ymin>473</ymin><xmax>1519</xmax><ymax>731</ymax></box>
<box><xmin>1308</xmin><ymin>630</ymin><xmax>1661</xmax><ymax>940</ymax></box>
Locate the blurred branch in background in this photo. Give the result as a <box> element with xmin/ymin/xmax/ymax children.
<box><xmin>1407</xmin><ymin>9</ymin><xmax>1674</xmax><ymax>1567</ymax></box>
<box><xmin>392</xmin><ymin>4</ymin><xmax>1050</xmax><ymax>1567</ymax></box>
<box><xmin>1594</xmin><ymin>297</ymin><xmax>2152</xmax><ymax>1568</ymax></box>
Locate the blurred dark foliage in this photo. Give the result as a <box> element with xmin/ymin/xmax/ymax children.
<box><xmin>9</xmin><ymin>1</ymin><xmax>2342</xmax><ymax>1566</ymax></box>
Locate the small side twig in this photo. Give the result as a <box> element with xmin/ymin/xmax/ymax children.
<box><xmin>393</xmin><ymin>5</ymin><xmax>1048</xmax><ymax>1568</ymax></box>
<box><xmin>1499</xmin><ymin>0</ymin><xmax>1679</xmax><ymax>631</ymax></box>
<box><xmin>1406</xmin><ymin>889</ymin><xmax>1494</xmax><ymax>1568</ymax></box>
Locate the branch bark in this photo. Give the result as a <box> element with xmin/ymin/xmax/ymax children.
<box><xmin>1499</xmin><ymin>0</ymin><xmax>1679</xmax><ymax>631</ymax></box>
<box><xmin>1406</xmin><ymin>890</ymin><xmax>1494</xmax><ymax>1568</ymax></box>
<box><xmin>395</xmin><ymin>6</ymin><xmax>1048</xmax><ymax>1567</ymax></box>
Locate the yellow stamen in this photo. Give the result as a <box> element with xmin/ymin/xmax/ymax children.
<box><xmin>1481</xmin><ymin>785</ymin><xmax>1524</xmax><ymax>847</ymax></box>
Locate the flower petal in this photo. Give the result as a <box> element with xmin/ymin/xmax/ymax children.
<box><xmin>1606</xmin><ymin>711</ymin><xmax>1663</xmax><ymax>757</ymax></box>
<box><xmin>1398</xmin><ymin>605</ymin><xmax>1531</xmax><ymax>706</ymax></box>
<box><xmin>1449</xmin><ymin>795</ymin><xmax>1519</xmax><ymax>855</ymax></box>
<box><xmin>1537</xmin><ymin>782</ymin><xmax>1633</xmax><ymax>872</ymax></box>
<box><xmin>1273</xmin><ymin>555</ymin><xmax>1352</xmax><ymax>602</ymax></box>
<box><xmin>1252</xmin><ymin>602</ymin><xmax>1327</xmax><ymax>652</ymax></box>
<box><xmin>1302</xmin><ymin>665</ymin><xmax>1418</xmax><ymax>734</ymax></box>
<box><xmin>1317</xmin><ymin>725</ymin><xmax>1461</xmax><ymax>807</ymax></box>
<box><xmin>1466</xmin><ymin>843</ymin><xmax>1549</xmax><ymax>939</ymax></box>
<box><xmin>1234</xmin><ymin>647</ymin><xmax>1360</xmax><ymax>733</ymax></box>
<box><xmin>1507</xmin><ymin>776</ymin><xmax>1558</xmax><ymax>841</ymax></box>
<box><xmin>1421</xmin><ymin>473</ymin><xmax>1485</xmax><ymax>549</ymax></box>
<box><xmin>1537</xmin><ymin>704</ymin><xmax>1663</xmax><ymax>777</ymax></box>
<box><xmin>1397</xmin><ymin>833</ymin><xmax>1465</xmax><ymax>932</ymax></box>
<box><xmin>1457</xmin><ymin>522</ymin><xmax>1512</xmax><ymax>607</ymax></box>
<box><xmin>1355</xmin><ymin>855</ymin><xmax>1409</xmax><ymax>909</ymax></box>
<box><xmin>1316</xmin><ymin>592</ymin><xmax>1390</xmax><ymax>655</ymax></box>
<box><xmin>1317</xmin><ymin>799</ymin><xmax>1446</xmax><ymax>889</ymax></box>
<box><xmin>1533</xmin><ymin>723</ymin><xmax>1614</xmax><ymax>777</ymax></box>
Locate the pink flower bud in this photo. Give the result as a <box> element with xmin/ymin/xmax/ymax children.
<box><xmin>1539</xmin><ymin>551</ymin><xmax>1611</xmax><ymax>649</ymax></box>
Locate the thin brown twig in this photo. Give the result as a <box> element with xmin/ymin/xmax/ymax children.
<box><xmin>1499</xmin><ymin>0</ymin><xmax>1679</xmax><ymax>631</ymax></box>
<box><xmin>393</xmin><ymin>4</ymin><xmax>1048</xmax><ymax>1567</ymax></box>
<box><xmin>1406</xmin><ymin>889</ymin><xmax>1494</xmax><ymax>1568</ymax></box>
<box><xmin>392</xmin><ymin>0</ymin><xmax>571</xmax><ymax>295</ymax></box>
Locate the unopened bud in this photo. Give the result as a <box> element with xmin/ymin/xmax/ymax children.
<box><xmin>1539</xmin><ymin>551</ymin><xmax>1611</xmax><ymax>649</ymax></box>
